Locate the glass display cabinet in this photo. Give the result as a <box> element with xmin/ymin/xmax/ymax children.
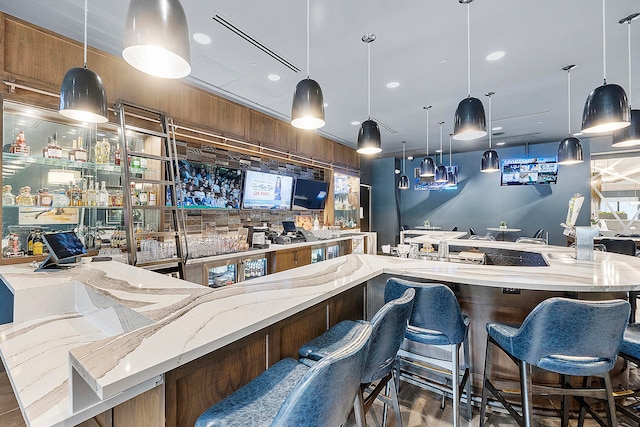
<box><xmin>0</xmin><ymin>101</ymin><xmax>163</xmax><ymax>263</ymax></box>
<box><xmin>333</xmin><ymin>172</ymin><xmax>360</xmax><ymax>229</ymax></box>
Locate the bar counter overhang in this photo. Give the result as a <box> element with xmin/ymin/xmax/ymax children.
<box><xmin>1</xmin><ymin>241</ymin><xmax>640</xmax><ymax>427</ymax></box>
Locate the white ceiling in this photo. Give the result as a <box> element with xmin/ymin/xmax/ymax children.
<box><xmin>2</xmin><ymin>0</ymin><xmax>640</xmax><ymax>159</ymax></box>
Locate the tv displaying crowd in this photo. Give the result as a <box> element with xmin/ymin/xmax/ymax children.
<box><xmin>177</xmin><ymin>160</ymin><xmax>242</xmax><ymax>209</ymax></box>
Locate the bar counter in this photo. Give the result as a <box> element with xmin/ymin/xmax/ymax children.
<box><xmin>1</xmin><ymin>242</ymin><xmax>640</xmax><ymax>426</ymax></box>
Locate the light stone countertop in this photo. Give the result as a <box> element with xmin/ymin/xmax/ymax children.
<box><xmin>1</xmin><ymin>243</ymin><xmax>640</xmax><ymax>427</ymax></box>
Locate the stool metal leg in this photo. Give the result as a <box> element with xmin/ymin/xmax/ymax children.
<box><xmin>480</xmin><ymin>338</ymin><xmax>495</xmax><ymax>427</ymax></box>
<box><xmin>452</xmin><ymin>343</ymin><xmax>460</xmax><ymax>427</ymax></box>
<box><xmin>463</xmin><ymin>336</ymin><xmax>472</xmax><ymax>421</ymax></box>
<box><xmin>354</xmin><ymin>388</ymin><xmax>366</xmax><ymax>427</ymax></box>
<box><xmin>388</xmin><ymin>372</ymin><xmax>403</xmax><ymax>427</ymax></box>
<box><xmin>519</xmin><ymin>360</ymin><xmax>533</xmax><ymax>427</ymax></box>
<box><xmin>603</xmin><ymin>373</ymin><xmax>618</xmax><ymax>427</ymax></box>
<box><xmin>561</xmin><ymin>375</ymin><xmax>570</xmax><ymax>427</ymax></box>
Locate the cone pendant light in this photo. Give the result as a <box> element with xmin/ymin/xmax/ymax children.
<box><xmin>420</xmin><ymin>106</ymin><xmax>435</xmax><ymax>177</ymax></box>
<box><xmin>399</xmin><ymin>141</ymin><xmax>409</xmax><ymax>190</ymax></box>
<box><xmin>291</xmin><ymin>0</ymin><xmax>325</xmax><ymax>130</ymax></box>
<box><xmin>453</xmin><ymin>0</ymin><xmax>486</xmax><ymax>141</ymax></box>
<box><xmin>435</xmin><ymin>122</ymin><xmax>448</xmax><ymax>182</ymax></box>
<box><xmin>581</xmin><ymin>0</ymin><xmax>630</xmax><ymax>133</ymax></box>
<box><xmin>123</xmin><ymin>0</ymin><xmax>191</xmax><ymax>79</ymax></box>
<box><xmin>481</xmin><ymin>92</ymin><xmax>499</xmax><ymax>172</ymax></box>
<box><xmin>59</xmin><ymin>0</ymin><xmax>108</xmax><ymax>123</ymax></box>
<box><xmin>357</xmin><ymin>34</ymin><xmax>382</xmax><ymax>155</ymax></box>
<box><xmin>558</xmin><ymin>65</ymin><xmax>584</xmax><ymax>164</ymax></box>
<box><xmin>612</xmin><ymin>13</ymin><xmax>640</xmax><ymax>147</ymax></box>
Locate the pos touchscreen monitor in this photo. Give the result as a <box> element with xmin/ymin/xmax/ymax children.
<box><xmin>35</xmin><ymin>231</ymin><xmax>88</xmax><ymax>272</ymax></box>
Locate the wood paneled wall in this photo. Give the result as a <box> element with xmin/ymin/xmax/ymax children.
<box><xmin>0</xmin><ymin>13</ymin><xmax>358</xmax><ymax>170</ymax></box>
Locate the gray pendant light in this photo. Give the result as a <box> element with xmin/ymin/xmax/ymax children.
<box><xmin>446</xmin><ymin>133</ymin><xmax>458</xmax><ymax>186</ymax></box>
<box><xmin>612</xmin><ymin>13</ymin><xmax>640</xmax><ymax>147</ymax></box>
<box><xmin>581</xmin><ymin>0</ymin><xmax>630</xmax><ymax>134</ymax></box>
<box><xmin>123</xmin><ymin>0</ymin><xmax>191</xmax><ymax>79</ymax></box>
<box><xmin>453</xmin><ymin>0</ymin><xmax>486</xmax><ymax>141</ymax></box>
<box><xmin>59</xmin><ymin>0</ymin><xmax>108</xmax><ymax>123</ymax></box>
<box><xmin>291</xmin><ymin>0</ymin><xmax>325</xmax><ymax>130</ymax></box>
<box><xmin>481</xmin><ymin>92</ymin><xmax>499</xmax><ymax>172</ymax></box>
<box><xmin>399</xmin><ymin>141</ymin><xmax>409</xmax><ymax>190</ymax></box>
<box><xmin>420</xmin><ymin>106</ymin><xmax>436</xmax><ymax>177</ymax></box>
<box><xmin>357</xmin><ymin>34</ymin><xmax>382</xmax><ymax>154</ymax></box>
<box><xmin>435</xmin><ymin>122</ymin><xmax>448</xmax><ymax>182</ymax></box>
<box><xmin>558</xmin><ymin>65</ymin><xmax>584</xmax><ymax>165</ymax></box>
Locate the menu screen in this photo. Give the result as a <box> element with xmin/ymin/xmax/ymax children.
<box><xmin>501</xmin><ymin>157</ymin><xmax>558</xmax><ymax>186</ymax></box>
<box><xmin>241</xmin><ymin>170</ymin><xmax>293</xmax><ymax>210</ymax></box>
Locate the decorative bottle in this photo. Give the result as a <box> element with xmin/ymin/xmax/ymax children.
<box><xmin>98</xmin><ymin>181</ymin><xmax>109</xmax><ymax>207</ymax></box>
<box><xmin>2</xmin><ymin>185</ymin><xmax>16</xmax><ymax>206</ymax></box>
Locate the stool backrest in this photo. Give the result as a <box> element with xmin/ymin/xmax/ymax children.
<box><xmin>361</xmin><ymin>288</ymin><xmax>415</xmax><ymax>383</ymax></box>
<box><xmin>384</xmin><ymin>278</ymin><xmax>467</xmax><ymax>345</ymax></box>
<box><xmin>511</xmin><ymin>297</ymin><xmax>630</xmax><ymax>370</ymax></box>
<box><xmin>599</xmin><ymin>238</ymin><xmax>636</xmax><ymax>256</ymax></box>
<box><xmin>272</xmin><ymin>322</ymin><xmax>371</xmax><ymax>427</ymax></box>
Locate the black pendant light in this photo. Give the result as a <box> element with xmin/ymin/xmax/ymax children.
<box><xmin>453</xmin><ymin>0</ymin><xmax>486</xmax><ymax>141</ymax></box>
<box><xmin>612</xmin><ymin>13</ymin><xmax>640</xmax><ymax>147</ymax></box>
<box><xmin>435</xmin><ymin>122</ymin><xmax>448</xmax><ymax>182</ymax></box>
<box><xmin>481</xmin><ymin>92</ymin><xmax>499</xmax><ymax>172</ymax></box>
<box><xmin>123</xmin><ymin>0</ymin><xmax>191</xmax><ymax>79</ymax></box>
<box><xmin>357</xmin><ymin>34</ymin><xmax>382</xmax><ymax>154</ymax></box>
<box><xmin>291</xmin><ymin>0</ymin><xmax>325</xmax><ymax>130</ymax></box>
<box><xmin>558</xmin><ymin>65</ymin><xmax>584</xmax><ymax>165</ymax></box>
<box><xmin>399</xmin><ymin>141</ymin><xmax>409</xmax><ymax>190</ymax></box>
<box><xmin>581</xmin><ymin>0</ymin><xmax>630</xmax><ymax>134</ymax></box>
<box><xmin>59</xmin><ymin>0</ymin><xmax>108</xmax><ymax>123</ymax></box>
<box><xmin>420</xmin><ymin>106</ymin><xmax>436</xmax><ymax>177</ymax></box>
<box><xmin>446</xmin><ymin>133</ymin><xmax>458</xmax><ymax>186</ymax></box>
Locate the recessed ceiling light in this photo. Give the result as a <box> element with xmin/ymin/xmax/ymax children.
<box><xmin>386</xmin><ymin>81</ymin><xmax>400</xmax><ymax>89</ymax></box>
<box><xmin>492</xmin><ymin>126</ymin><xmax>503</xmax><ymax>131</ymax></box>
<box><xmin>267</xmin><ymin>74</ymin><xmax>281</xmax><ymax>81</ymax></box>
<box><xmin>435</xmin><ymin>149</ymin><xmax>443</xmax><ymax>153</ymax></box>
<box><xmin>486</xmin><ymin>51</ymin><xmax>505</xmax><ymax>61</ymax></box>
<box><xmin>324</xmin><ymin>103</ymin><xmax>329</xmax><ymax>108</ymax></box>
<box><xmin>496</xmin><ymin>142</ymin><xmax>506</xmax><ymax>146</ymax></box>
<box><xmin>351</xmin><ymin>121</ymin><xmax>361</xmax><ymax>126</ymax></box>
<box><xmin>407</xmin><ymin>156</ymin><xmax>414</xmax><ymax>161</ymax></box>
<box><xmin>193</xmin><ymin>33</ymin><xmax>212</xmax><ymax>45</ymax></box>
<box><xmin>439</xmin><ymin>58</ymin><xmax>448</xmax><ymax>64</ymax></box>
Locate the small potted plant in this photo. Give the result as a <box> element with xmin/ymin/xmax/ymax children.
<box><xmin>500</xmin><ymin>221</ymin><xmax>507</xmax><ymax>229</ymax></box>
<box><xmin>423</xmin><ymin>219</ymin><xmax>430</xmax><ymax>228</ymax></box>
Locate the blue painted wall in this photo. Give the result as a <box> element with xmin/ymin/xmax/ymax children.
<box><xmin>369</xmin><ymin>140</ymin><xmax>592</xmax><ymax>247</ymax></box>
<box><xmin>0</xmin><ymin>278</ymin><xmax>14</xmax><ymax>324</ymax></box>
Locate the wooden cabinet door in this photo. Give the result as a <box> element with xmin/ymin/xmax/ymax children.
<box><xmin>271</xmin><ymin>247</ymin><xmax>311</xmax><ymax>273</ymax></box>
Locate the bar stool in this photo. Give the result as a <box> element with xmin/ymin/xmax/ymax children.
<box><xmin>298</xmin><ymin>286</ymin><xmax>415</xmax><ymax>427</ymax></box>
<box><xmin>480</xmin><ymin>297</ymin><xmax>630</xmax><ymax>427</ymax></box>
<box><xmin>615</xmin><ymin>323</ymin><xmax>640</xmax><ymax>424</ymax></box>
<box><xmin>195</xmin><ymin>322</ymin><xmax>371</xmax><ymax>427</ymax></box>
<box><xmin>385</xmin><ymin>278</ymin><xmax>471</xmax><ymax>427</ymax></box>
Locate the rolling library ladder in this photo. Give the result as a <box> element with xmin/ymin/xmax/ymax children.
<box><xmin>114</xmin><ymin>100</ymin><xmax>187</xmax><ymax>278</ymax></box>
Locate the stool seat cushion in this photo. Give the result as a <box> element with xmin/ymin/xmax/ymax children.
<box><xmin>195</xmin><ymin>358</ymin><xmax>308</xmax><ymax>427</ymax></box>
<box><xmin>620</xmin><ymin>323</ymin><xmax>640</xmax><ymax>358</ymax></box>
<box><xmin>536</xmin><ymin>355</ymin><xmax>613</xmax><ymax>377</ymax></box>
<box><xmin>298</xmin><ymin>319</ymin><xmax>364</xmax><ymax>362</ymax></box>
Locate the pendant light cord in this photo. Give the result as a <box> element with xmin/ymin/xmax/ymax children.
<box><xmin>367</xmin><ymin>41</ymin><xmax>371</xmax><ymax>118</ymax></box>
<box><xmin>567</xmin><ymin>68</ymin><xmax>572</xmax><ymax>134</ymax></box>
<box><xmin>402</xmin><ymin>141</ymin><xmax>406</xmax><ymax>174</ymax></box>
<box><xmin>83</xmin><ymin>0</ymin><xmax>88</xmax><ymax>68</ymax></box>
<box><xmin>628</xmin><ymin>18</ymin><xmax>633</xmax><ymax>106</ymax></box>
<box><xmin>438</xmin><ymin>122</ymin><xmax>445</xmax><ymax>164</ymax></box>
<box><xmin>602</xmin><ymin>0</ymin><xmax>607</xmax><ymax>84</ymax></box>
<box><xmin>306</xmin><ymin>0</ymin><xmax>310</xmax><ymax>78</ymax></box>
<box><xmin>467</xmin><ymin>3</ymin><xmax>471</xmax><ymax>97</ymax></box>
<box><xmin>485</xmin><ymin>92</ymin><xmax>494</xmax><ymax>148</ymax></box>
<box><xmin>424</xmin><ymin>106</ymin><xmax>432</xmax><ymax>156</ymax></box>
<box><xmin>449</xmin><ymin>134</ymin><xmax>453</xmax><ymax>167</ymax></box>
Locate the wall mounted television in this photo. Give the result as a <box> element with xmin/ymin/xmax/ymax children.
<box><xmin>500</xmin><ymin>157</ymin><xmax>558</xmax><ymax>186</ymax></box>
<box><xmin>177</xmin><ymin>159</ymin><xmax>242</xmax><ymax>208</ymax></box>
<box><xmin>241</xmin><ymin>170</ymin><xmax>294</xmax><ymax>210</ymax></box>
<box><xmin>292</xmin><ymin>178</ymin><xmax>329</xmax><ymax>210</ymax></box>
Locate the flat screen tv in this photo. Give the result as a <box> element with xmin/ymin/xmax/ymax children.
<box><xmin>177</xmin><ymin>159</ymin><xmax>242</xmax><ymax>208</ymax></box>
<box><xmin>241</xmin><ymin>170</ymin><xmax>294</xmax><ymax>210</ymax></box>
<box><xmin>36</xmin><ymin>231</ymin><xmax>87</xmax><ymax>272</ymax></box>
<box><xmin>292</xmin><ymin>179</ymin><xmax>329</xmax><ymax>210</ymax></box>
<box><xmin>500</xmin><ymin>157</ymin><xmax>558</xmax><ymax>186</ymax></box>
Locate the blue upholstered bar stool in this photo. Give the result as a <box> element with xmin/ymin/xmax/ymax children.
<box><xmin>195</xmin><ymin>322</ymin><xmax>371</xmax><ymax>427</ymax></box>
<box><xmin>298</xmin><ymin>286</ymin><xmax>415</xmax><ymax>427</ymax></box>
<box><xmin>615</xmin><ymin>323</ymin><xmax>640</xmax><ymax>424</ymax></box>
<box><xmin>385</xmin><ymin>278</ymin><xmax>471</xmax><ymax>427</ymax></box>
<box><xmin>480</xmin><ymin>297</ymin><xmax>630</xmax><ymax>427</ymax></box>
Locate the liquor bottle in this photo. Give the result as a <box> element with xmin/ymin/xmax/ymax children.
<box><xmin>39</xmin><ymin>188</ymin><xmax>53</xmax><ymax>207</ymax></box>
<box><xmin>71</xmin><ymin>182</ymin><xmax>82</xmax><ymax>206</ymax></box>
<box><xmin>98</xmin><ymin>181</ymin><xmax>109</xmax><ymax>207</ymax></box>
<box><xmin>32</xmin><ymin>231</ymin><xmax>44</xmax><ymax>256</ymax></box>
<box><xmin>139</xmin><ymin>148</ymin><xmax>147</xmax><ymax>170</ymax></box>
<box><xmin>114</xmin><ymin>146</ymin><xmax>121</xmax><ymax>166</ymax></box>
<box><xmin>10</xmin><ymin>130</ymin><xmax>31</xmax><ymax>156</ymax></box>
<box><xmin>87</xmin><ymin>179</ymin><xmax>97</xmax><ymax>207</ymax></box>
<box><xmin>73</xmin><ymin>137</ymin><xmax>87</xmax><ymax>162</ymax></box>
<box><xmin>43</xmin><ymin>132</ymin><xmax>61</xmax><ymax>159</ymax></box>
<box><xmin>98</xmin><ymin>138</ymin><xmax>111</xmax><ymax>164</ymax></box>
<box><xmin>131</xmin><ymin>154</ymin><xmax>141</xmax><ymax>169</ymax></box>
<box><xmin>148</xmin><ymin>186</ymin><xmax>157</xmax><ymax>206</ymax></box>
<box><xmin>52</xmin><ymin>189</ymin><xmax>70</xmax><ymax>207</ymax></box>
<box><xmin>80</xmin><ymin>179</ymin><xmax>88</xmax><ymax>206</ymax></box>
<box><xmin>130</xmin><ymin>182</ymin><xmax>139</xmax><ymax>206</ymax></box>
<box><xmin>114</xmin><ymin>189</ymin><xmax>124</xmax><ymax>207</ymax></box>
<box><xmin>68</xmin><ymin>139</ymin><xmax>77</xmax><ymax>161</ymax></box>
<box><xmin>27</xmin><ymin>230</ymin><xmax>34</xmax><ymax>256</ymax></box>
<box><xmin>138</xmin><ymin>184</ymin><xmax>149</xmax><ymax>206</ymax></box>
<box><xmin>17</xmin><ymin>186</ymin><xmax>35</xmax><ymax>206</ymax></box>
<box><xmin>2</xmin><ymin>185</ymin><xmax>16</xmax><ymax>206</ymax></box>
